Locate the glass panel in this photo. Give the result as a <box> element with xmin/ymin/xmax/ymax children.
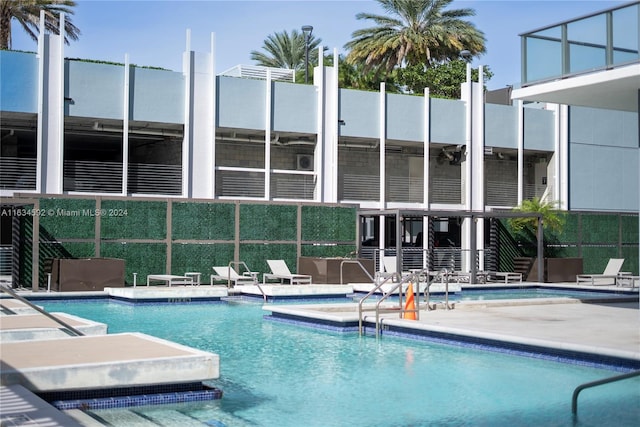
<box><xmin>568</xmin><ymin>14</ymin><xmax>607</xmax><ymax>73</ymax></box>
<box><xmin>569</xmin><ymin>43</ymin><xmax>606</xmax><ymax>73</ymax></box>
<box><xmin>613</xmin><ymin>4</ymin><xmax>639</xmax><ymax>64</ymax></box>
<box><xmin>525</xmin><ymin>35</ymin><xmax>562</xmax><ymax>82</ymax></box>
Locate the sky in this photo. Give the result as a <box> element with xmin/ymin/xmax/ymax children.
<box><xmin>9</xmin><ymin>0</ymin><xmax>629</xmax><ymax>90</ymax></box>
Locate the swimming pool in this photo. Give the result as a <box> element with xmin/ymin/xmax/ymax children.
<box><xmin>451</xmin><ymin>286</ymin><xmax>635</xmax><ymax>301</ymax></box>
<box><xmin>40</xmin><ymin>300</ymin><xmax>640</xmax><ymax>426</ymax></box>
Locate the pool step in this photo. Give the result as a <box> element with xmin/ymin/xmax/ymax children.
<box><xmin>135</xmin><ymin>408</ymin><xmax>208</xmax><ymax>426</ymax></box>
<box><xmin>64</xmin><ymin>409</ymin><xmax>106</xmax><ymax>426</ymax></box>
<box><xmin>87</xmin><ymin>408</ymin><xmax>161</xmax><ymax>426</ymax></box>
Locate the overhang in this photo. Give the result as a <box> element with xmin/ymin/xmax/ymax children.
<box><xmin>512</xmin><ymin>63</ymin><xmax>640</xmax><ymax>112</ymax></box>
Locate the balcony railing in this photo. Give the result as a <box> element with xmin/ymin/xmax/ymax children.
<box><xmin>521</xmin><ymin>2</ymin><xmax>639</xmax><ymax>85</ymax></box>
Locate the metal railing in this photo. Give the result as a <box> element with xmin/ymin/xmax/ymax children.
<box><xmin>424</xmin><ymin>269</ymin><xmax>454</xmax><ymax>311</ymax></box>
<box><xmin>228</xmin><ymin>261</ymin><xmax>266</xmax><ymax>302</ymax></box>
<box><xmin>0</xmin><ymin>285</ymin><xmax>84</xmax><ymax>336</ymax></box>
<box><xmin>572</xmin><ymin>369</ymin><xmax>640</xmax><ymax>415</ymax></box>
<box><xmin>357</xmin><ymin>271</ymin><xmax>421</xmax><ymax>337</ymax></box>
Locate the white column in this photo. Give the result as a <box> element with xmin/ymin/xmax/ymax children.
<box><xmin>378</xmin><ymin>82</ymin><xmax>387</xmax><ymax>260</ymax></box>
<box><xmin>517</xmin><ymin>99</ymin><xmax>524</xmax><ymax>205</ymax></box>
<box><xmin>122</xmin><ymin>54</ymin><xmax>130</xmax><ymax>196</ymax></box>
<box><xmin>185</xmin><ymin>31</ymin><xmax>216</xmax><ymax>199</ymax></box>
<box><xmin>38</xmin><ymin>10</ymin><xmax>65</xmax><ymax>194</ymax></box>
<box><xmin>379</xmin><ymin>82</ymin><xmax>386</xmax><ymax>208</ymax></box>
<box><xmin>314</xmin><ymin>46</ymin><xmax>324</xmax><ymax>202</ymax></box>
<box><xmin>210</xmin><ymin>33</ymin><xmax>217</xmax><ymax>199</ymax></box>
<box><xmin>423</xmin><ymin>87</ymin><xmax>431</xmax><ymax>208</ymax></box>
<box><xmin>473</xmin><ymin>67</ymin><xmax>485</xmax><ymax>271</ymax></box>
<box><xmin>264</xmin><ymin>69</ymin><xmax>272</xmax><ymax>200</ymax></box>
<box><xmin>319</xmin><ymin>47</ymin><xmax>339</xmax><ymax>203</ymax></box>
<box><xmin>461</xmin><ymin>64</ymin><xmax>473</xmax><ymax>272</ymax></box>
<box><xmin>557</xmin><ymin>104</ymin><xmax>570</xmax><ymax>210</ymax></box>
<box><xmin>182</xmin><ymin>29</ymin><xmax>193</xmax><ymax>198</ymax></box>
<box><xmin>423</xmin><ymin>88</ymin><xmax>431</xmax><ymax>270</ymax></box>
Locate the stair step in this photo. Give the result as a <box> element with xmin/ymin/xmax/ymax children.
<box><xmin>89</xmin><ymin>409</ymin><xmax>160</xmax><ymax>426</ymax></box>
<box><xmin>136</xmin><ymin>408</ymin><xmax>207</xmax><ymax>426</ymax></box>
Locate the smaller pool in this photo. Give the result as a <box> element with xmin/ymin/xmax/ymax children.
<box><xmin>452</xmin><ymin>286</ymin><xmax>635</xmax><ymax>301</ymax></box>
<box><xmin>353</xmin><ymin>286</ymin><xmax>637</xmax><ymax>303</ymax></box>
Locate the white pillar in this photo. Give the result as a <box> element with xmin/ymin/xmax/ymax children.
<box><xmin>379</xmin><ymin>82</ymin><xmax>386</xmax><ymax>208</ymax></box>
<box><xmin>517</xmin><ymin>99</ymin><xmax>524</xmax><ymax>205</ymax></box>
<box><xmin>182</xmin><ymin>29</ymin><xmax>193</xmax><ymax>198</ymax></box>
<box><xmin>319</xmin><ymin>47</ymin><xmax>339</xmax><ymax>203</ymax></box>
<box><xmin>184</xmin><ymin>31</ymin><xmax>216</xmax><ymax>199</ymax></box>
<box><xmin>38</xmin><ymin>10</ymin><xmax>65</xmax><ymax>194</ymax></box>
<box><xmin>423</xmin><ymin>88</ymin><xmax>431</xmax><ymax>270</ymax></box>
<box><xmin>264</xmin><ymin>69</ymin><xmax>272</xmax><ymax>200</ymax></box>
<box><xmin>423</xmin><ymin>87</ymin><xmax>431</xmax><ymax>208</ymax></box>
<box><xmin>122</xmin><ymin>54</ymin><xmax>130</xmax><ymax>196</ymax></box>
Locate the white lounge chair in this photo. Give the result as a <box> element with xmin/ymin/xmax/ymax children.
<box><xmin>576</xmin><ymin>258</ymin><xmax>625</xmax><ymax>286</ymax></box>
<box><xmin>263</xmin><ymin>260</ymin><xmax>312</xmax><ymax>285</ymax></box>
<box><xmin>375</xmin><ymin>256</ymin><xmax>401</xmax><ymax>284</ymax></box>
<box><xmin>212</xmin><ymin>266</ymin><xmax>256</xmax><ymax>287</ymax></box>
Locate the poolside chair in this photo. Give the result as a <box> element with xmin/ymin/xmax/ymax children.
<box><xmin>263</xmin><ymin>260</ymin><xmax>312</xmax><ymax>285</ymax></box>
<box><xmin>374</xmin><ymin>256</ymin><xmax>400</xmax><ymax>284</ymax></box>
<box><xmin>576</xmin><ymin>258</ymin><xmax>625</xmax><ymax>286</ymax></box>
<box><xmin>212</xmin><ymin>266</ymin><xmax>257</xmax><ymax>287</ymax></box>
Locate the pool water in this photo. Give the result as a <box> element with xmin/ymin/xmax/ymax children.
<box><xmin>40</xmin><ymin>300</ymin><xmax>640</xmax><ymax>427</ymax></box>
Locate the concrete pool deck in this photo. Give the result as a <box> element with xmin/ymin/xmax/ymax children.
<box><xmin>264</xmin><ymin>297</ymin><xmax>640</xmax><ymax>365</ymax></box>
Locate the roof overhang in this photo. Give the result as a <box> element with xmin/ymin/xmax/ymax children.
<box><xmin>511</xmin><ymin>63</ymin><xmax>640</xmax><ymax>112</ymax></box>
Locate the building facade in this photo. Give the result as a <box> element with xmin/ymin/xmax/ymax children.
<box><xmin>1</xmin><ymin>4</ymin><xmax>638</xmax><ymax>286</ymax></box>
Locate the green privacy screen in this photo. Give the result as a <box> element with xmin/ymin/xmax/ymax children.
<box><xmin>17</xmin><ymin>196</ymin><xmax>358</xmax><ymax>287</ymax></box>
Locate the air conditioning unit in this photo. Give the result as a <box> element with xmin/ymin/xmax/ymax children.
<box><xmin>296</xmin><ymin>154</ymin><xmax>314</xmax><ymax>171</ymax></box>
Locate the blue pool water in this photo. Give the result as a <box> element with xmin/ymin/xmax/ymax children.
<box><xmin>40</xmin><ymin>300</ymin><xmax>639</xmax><ymax>427</ymax></box>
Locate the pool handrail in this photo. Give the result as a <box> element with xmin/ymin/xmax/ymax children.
<box><xmin>571</xmin><ymin>369</ymin><xmax>640</xmax><ymax>415</ymax></box>
<box><xmin>0</xmin><ymin>285</ymin><xmax>84</xmax><ymax>336</ymax></box>
<box><xmin>424</xmin><ymin>269</ymin><xmax>454</xmax><ymax>311</ymax></box>
<box><xmin>357</xmin><ymin>271</ymin><xmax>422</xmax><ymax>337</ymax></box>
<box><xmin>374</xmin><ymin>272</ymin><xmax>421</xmax><ymax>337</ymax></box>
<box><xmin>228</xmin><ymin>261</ymin><xmax>266</xmax><ymax>302</ymax></box>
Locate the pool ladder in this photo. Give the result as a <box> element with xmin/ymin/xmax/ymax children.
<box><xmin>358</xmin><ymin>272</ymin><xmax>420</xmax><ymax>337</ymax></box>
<box><xmin>572</xmin><ymin>369</ymin><xmax>640</xmax><ymax>415</ymax></box>
<box><xmin>423</xmin><ymin>268</ymin><xmax>455</xmax><ymax>311</ymax></box>
<box><xmin>357</xmin><ymin>269</ymin><xmax>456</xmax><ymax>337</ymax></box>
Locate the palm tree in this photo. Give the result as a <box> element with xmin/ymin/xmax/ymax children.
<box><xmin>250</xmin><ymin>29</ymin><xmax>322</xmax><ymax>72</ymax></box>
<box><xmin>509</xmin><ymin>197</ymin><xmax>566</xmax><ymax>257</ymax></box>
<box><xmin>344</xmin><ymin>0</ymin><xmax>485</xmax><ymax>72</ymax></box>
<box><xmin>338</xmin><ymin>55</ymin><xmax>401</xmax><ymax>92</ymax></box>
<box><xmin>0</xmin><ymin>0</ymin><xmax>79</xmax><ymax>50</ymax></box>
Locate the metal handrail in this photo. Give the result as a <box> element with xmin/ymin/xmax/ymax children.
<box><xmin>339</xmin><ymin>259</ymin><xmax>375</xmax><ymax>284</ymax></box>
<box><xmin>357</xmin><ymin>271</ymin><xmax>420</xmax><ymax>336</ymax></box>
<box><xmin>0</xmin><ymin>285</ymin><xmax>84</xmax><ymax>336</ymax></box>
<box><xmin>424</xmin><ymin>269</ymin><xmax>454</xmax><ymax>311</ymax></box>
<box><xmin>228</xmin><ymin>261</ymin><xmax>266</xmax><ymax>302</ymax></box>
<box><xmin>572</xmin><ymin>369</ymin><xmax>640</xmax><ymax>415</ymax></box>
<box><xmin>374</xmin><ymin>273</ymin><xmax>421</xmax><ymax>337</ymax></box>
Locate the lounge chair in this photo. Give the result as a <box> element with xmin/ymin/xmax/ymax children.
<box><xmin>263</xmin><ymin>260</ymin><xmax>312</xmax><ymax>285</ymax></box>
<box><xmin>576</xmin><ymin>258</ymin><xmax>625</xmax><ymax>286</ymax></box>
<box><xmin>375</xmin><ymin>256</ymin><xmax>401</xmax><ymax>283</ymax></box>
<box><xmin>212</xmin><ymin>266</ymin><xmax>256</xmax><ymax>287</ymax></box>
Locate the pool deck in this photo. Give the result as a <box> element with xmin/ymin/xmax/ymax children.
<box><xmin>0</xmin><ymin>281</ymin><xmax>638</xmax><ymax>425</ymax></box>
